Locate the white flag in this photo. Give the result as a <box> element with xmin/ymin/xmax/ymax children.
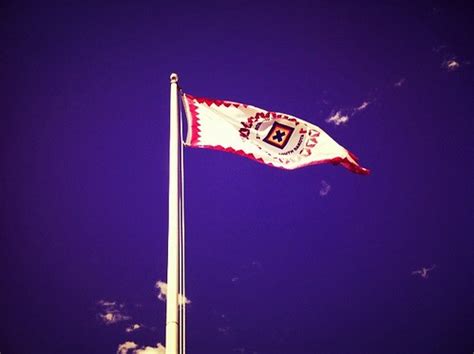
<box><xmin>182</xmin><ymin>93</ymin><xmax>369</xmax><ymax>174</ymax></box>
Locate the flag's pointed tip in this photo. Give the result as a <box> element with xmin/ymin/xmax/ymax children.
<box><xmin>170</xmin><ymin>73</ymin><xmax>179</xmax><ymax>83</ymax></box>
<box><xmin>359</xmin><ymin>167</ymin><xmax>371</xmax><ymax>175</ymax></box>
<box><xmin>351</xmin><ymin>163</ymin><xmax>370</xmax><ymax>175</ymax></box>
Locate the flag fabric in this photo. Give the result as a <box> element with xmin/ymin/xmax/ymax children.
<box><xmin>181</xmin><ymin>93</ymin><xmax>369</xmax><ymax>174</ymax></box>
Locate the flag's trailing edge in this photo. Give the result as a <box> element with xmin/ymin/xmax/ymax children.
<box><xmin>181</xmin><ymin>93</ymin><xmax>369</xmax><ymax>175</ymax></box>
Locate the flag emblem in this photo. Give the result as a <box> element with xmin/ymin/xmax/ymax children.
<box><xmin>263</xmin><ymin>122</ymin><xmax>295</xmax><ymax>149</ymax></box>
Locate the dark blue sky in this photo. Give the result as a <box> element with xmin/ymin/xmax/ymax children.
<box><xmin>1</xmin><ymin>1</ymin><xmax>473</xmax><ymax>353</ymax></box>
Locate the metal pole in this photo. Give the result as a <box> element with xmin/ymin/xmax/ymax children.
<box><xmin>166</xmin><ymin>73</ymin><xmax>180</xmax><ymax>354</ymax></box>
<box><xmin>179</xmin><ymin>104</ymin><xmax>186</xmax><ymax>354</ymax></box>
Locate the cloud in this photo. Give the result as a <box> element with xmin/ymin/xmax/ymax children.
<box><xmin>326</xmin><ymin>111</ymin><xmax>349</xmax><ymax>125</ymax></box>
<box><xmin>411</xmin><ymin>265</ymin><xmax>436</xmax><ymax>279</ymax></box>
<box><xmin>117</xmin><ymin>342</ymin><xmax>166</xmax><ymax>354</ymax></box>
<box><xmin>99</xmin><ymin>311</ymin><xmax>131</xmax><ymax>325</ymax></box>
<box><xmin>432</xmin><ymin>42</ymin><xmax>470</xmax><ymax>72</ymax></box>
<box><xmin>326</xmin><ymin>99</ymin><xmax>373</xmax><ymax>126</ymax></box>
<box><xmin>319</xmin><ymin>180</ymin><xmax>331</xmax><ymax>197</ymax></box>
<box><xmin>231</xmin><ymin>260</ymin><xmax>264</xmax><ymax>284</ymax></box>
<box><xmin>117</xmin><ymin>341</ymin><xmax>138</xmax><ymax>354</ymax></box>
<box><xmin>442</xmin><ymin>59</ymin><xmax>460</xmax><ymax>71</ymax></box>
<box><xmin>354</xmin><ymin>101</ymin><xmax>370</xmax><ymax>111</ymax></box>
<box><xmin>155</xmin><ymin>281</ymin><xmax>191</xmax><ymax>306</ymax></box>
<box><xmin>432</xmin><ymin>44</ymin><xmax>447</xmax><ymax>53</ymax></box>
<box><xmin>233</xmin><ymin>348</ymin><xmax>258</xmax><ymax>354</ymax></box>
<box><xmin>394</xmin><ymin>78</ymin><xmax>406</xmax><ymax>87</ymax></box>
<box><xmin>125</xmin><ymin>323</ymin><xmax>142</xmax><ymax>333</ymax></box>
<box><xmin>250</xmin><ymin>260</ymin><xmax>263</xmax><ymax>271</ymax></box>
<box><xmin>97</xmin><ymin>299</ymin><xmax>131</xmax><ymax>325</ymax></box>
<box><xmin>218</xmin><ymin>326</ymin><xmax>231</xmax><ymax>335</ymax></box>
<box><xmin>134</xmin><ymin>343</ymin><xmax>166</xmax><ymax>354</ymax></box>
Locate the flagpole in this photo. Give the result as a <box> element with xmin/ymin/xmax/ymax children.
<box><xmin>166</xmin><ymin>73</ymin><xmax>180</xmax><ymax>354</ymax></box>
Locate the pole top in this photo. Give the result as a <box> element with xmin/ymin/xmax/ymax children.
<box><xmin>170</xmin><ymin>73</ymin><xmax>179</xmax><ymax>83</ymax></box>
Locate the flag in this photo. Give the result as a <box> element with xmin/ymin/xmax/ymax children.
<box><xmin>181</xmin><ymin>93</ymin><xmax>369</xmax><ymax>174</ymax></box>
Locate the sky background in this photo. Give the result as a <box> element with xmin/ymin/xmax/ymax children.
<box><xmin>1</xmin><ymin>1</ymin><xmax>473</xmax><ymax>353</ymax></box>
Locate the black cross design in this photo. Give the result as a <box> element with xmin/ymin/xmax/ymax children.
<box><xmin>272</xmin><ymin>130</ymin><xmax>286</xmax><ymax>142</ymax></box>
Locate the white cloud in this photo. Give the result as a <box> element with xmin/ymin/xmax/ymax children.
<box><xmin>155</xmin><ymin>280</ymin><xmax>191</xmax><ymax>306</ymax></box>
<box><xmin>117</xmin><ymin>341</ymin><xmax>138</xmax><ymax>354</ymax></box>
<box><xmin>411</xmin><ymin>264</ymin><xmax>436</xmax><ymax>279</ymax></box>
<box><xmin>442</xmin><ymin>59</ymin><xmax>460</xmax><ymax>71</ymax></box>
<box><xmin>319</xmin><ymin>180</ymin><xmax>331</xmax><ymax>197</ymax></box>
<box><xmin>355</xmin><ymin>101</ymin><xmax>370</xmax><ymax>111</ymax></box>
<box><xmin>99</xmin><ymin>310</ymin><xmax>131</xmax><ymax>325</ymax></box>
<box><xmin>326</xmin><ymin>97</ymin><xmax>373</xmax><ymax>126</ymax></box>
<box><xmin>97</xmin><ymin>299</ymin><xmax>131</xmax><ymax>325</ymax></box>
<box><xmin>125</xmin><ymin>323</ymin><xmax>142</xmax><ymax>333</ymax></box>
<box><xmin>326</xmin><ymin>111</ymin><xmax>349</xmax><ymax>126</ymax></box>
<box><xmin>134</xmin><ymin>343</ymin><xmax>166</xmax><ymax>354</ymax></box>
<box><xmin>117</xmin><ymin>342</ymin><xmax>165</xmax><ymax>354</ymax></box>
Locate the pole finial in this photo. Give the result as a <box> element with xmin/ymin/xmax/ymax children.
<box><xmin>170</xmin><ymin>73</ymin><xmax>179</xmax><ymax>83</ymax></box>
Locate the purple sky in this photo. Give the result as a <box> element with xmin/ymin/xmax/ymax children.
<box><xmin>2</xmin><ymin>1</ymin><xmax>473</xmax><ymax>353</ymax></box>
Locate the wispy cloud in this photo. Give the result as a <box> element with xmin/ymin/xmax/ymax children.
<box><xmin>319</xmin><ymin>180</ymin><xmax>331</xmax><ymax>197</ymax></box>
<box><xmin>155</xmin><ymin>280</ymin><xmax>191</xmax><ymax>306</ymax></box>
<box><xmin>233</xmin><ymin>348</ymin><xmax>258</xmax><ymax>354</ymax></box>
<box><xmin>98</xmin><ymin>300</ymin><xmax>118</xmax><ymax>307</ymax></box>
<box><xmin>231</xmin><ymin>260</ymin><xmax>264</xmax><ymax>285</ymax></box>
<box><xmin>117</xmin><ymin>341</ymin><xmax>138</xmax><ymax>354</ymax></box>
<box><xmin>97</xmin><ymin>300</ymin><xmax>131</xmax><ymax>325</ymax></box>
<box><xmin>117</xmin><ymin>342</ymin><xmax>166</xmax><ymax>354</ymax></box>
<box><xmin>394</xmin><ymin>78</ymin><xmax>406</xmax><ymax>87</ymax></box>
<box><xmin>432</xmin><ymin>43</ymin><xmax>469</xmax><ymax>72</ymax></box>
<box><xmin>218</xmin><ymin>326</ymin><xmax>231</xmax><ymax>335</ymax></box>
<box><xmin>250</xmin><ymin>260</ymin><xmax>263</xmax><ymax>271</ymax></box>
<box><xmin>412</xmin><ymin>264</ymin><xmax>436</xmax><ymax>279</ymax></box>
<box><xmin>125</xmin><ymin>323</ymin><xmax>142</xmax><ymax>333</ymax></box>
<box><xmin>326</xmin><ymin>99</ymin><xmax>372</xmax><ymax>126</ymax></box>
<box><xmin>432</xmin><ymin>44</ymin><xmax>447</xmax><ymax>53</ymax></box>
<box><xmin>99</xmin><ymin>311</ymin><xmax>131</xmax><ymax>325</ymax></box>
<box><xmin>134</xmin><ymin>343</ymin><xmax>166</xmax><ymax>354</ymax></box>
<box><xmin>355</xmin><ymin>101</ymin><xmax>370</xmax><ymax>111</ymax></box>
<box><xmin>326</xmin><ymin>111</ymin><xmax>349</xmax><ymax>126</ymax></box>
<box><xmin>442</xmin><ymin>59</ymin><xmax>460</xmax><ymax>71</ymax></box>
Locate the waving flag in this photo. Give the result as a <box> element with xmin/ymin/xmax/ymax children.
<box><xmin>182</xmin><ymin>93</ymin><xmax>369</xmax><ymax>174</ymax></box>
